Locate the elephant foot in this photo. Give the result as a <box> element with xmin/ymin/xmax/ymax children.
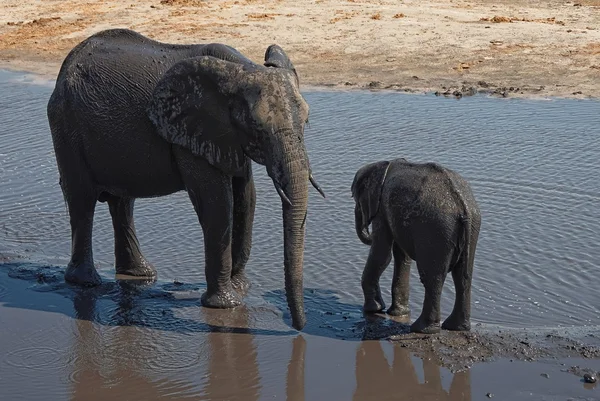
<box><xmin>363</xmin><ymin>298</ymin><xmax>385</xmax><ymax>314</ymax></box>
<box><xmin>442</xmin><ymin>316</ymin><xmax>471</xmax><ymax>332</ymax></box>
<box><xmin>231</xmin><ymin>273</ymin><xmax>251</xmax><ymax>294</ymax></box>
<box><xmin>115</xmin><ymin>257</ymin><xmax>157</xmax><ymax>279</ymax></box>
<box><xmin>201</xmin><ymin>288</ymin><xmax>242</xmax><ymax>309</ymax></box>
<box><xmin>65</xmin><ymin>261</ymin><xmax>102</xmax><ymax>287</ymax></box>
<box><xmin>387</xmin><ymin>305</ymin><xmax>410</xmax><ymax>317</ymax></box>
<box><xmin>410</xmin><ymin>316</ymin><xmax>441</xmax><ymax>334</ymax></box>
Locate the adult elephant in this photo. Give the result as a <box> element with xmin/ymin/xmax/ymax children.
<box><xmin>46</xmin><ymin>28</ymin><xmax>324</xmax><ymax>330</ymax></box>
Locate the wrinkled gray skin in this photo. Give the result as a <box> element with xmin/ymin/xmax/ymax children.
<box><xmin>351</xmin><ymin>158</ymin><xmax>481</xmax><ymax>334</ymax></box>
<box><xmin>47</xmin><ymin>29</ymin><xmax>325</xmax><ymax>330</ymax></box>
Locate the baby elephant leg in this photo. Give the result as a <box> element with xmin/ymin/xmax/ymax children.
<box><xmin>443</xmin><ymin>219</ymin><xmax>479</xmax><ymax>331</ymax></box>
<box><xmin>410</xmin><ymin>252</ymin><xmax>451</xmax><ymax>334</ymax></box>
<box><xmin>387</xmin><ymin>243</ymin><xmax>411</xmax><ymax>316</ymax></box>
<box><xmin>361</xmin><ymin>237</ymin><xmax>393</xmax><ymax>313</ymax></box>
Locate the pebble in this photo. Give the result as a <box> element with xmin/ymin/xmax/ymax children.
<box><xmin>583</xmin><ymin>373</ymin><xmax>596</xmax><ymax>383</ymax></box>
<box><xmin>541</xmin><ymin>373</ymin><xmax>550</xmax><ymax>379</ymax></box>
<box><xmin>486</xmin><ymin>393</ymin><xmax>494</xmax><ymax>398</ymax></box>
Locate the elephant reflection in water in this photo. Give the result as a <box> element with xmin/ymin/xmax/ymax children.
<box><xmin>353</xmin><ymin>340</ymin><xmax>471</xmax><ymax>401</ymax></box>
<box><xmin>68</xmin><ymin>282</ymin><xmax>203</xmax><ymax>401</ymax></box>
<box><xmin>200</xmin><ymin>307</ymin><xmax>261</xmax><ymax>400</ymax></box>
<box><xmin>67</xmin><ymin>281</ymin><xmax>306</xmax><ymax>401</ymax></box>
<box><xmin>201</xmin><ymin>308</ymin><xmax>307</xmax><ymax>401</ymax></box>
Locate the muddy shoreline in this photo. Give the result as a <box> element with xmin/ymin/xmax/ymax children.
<box><xmin>1</xmin><ymin>0</ymin><xmax>600</xmax><ymax>99</ymax></box>
<box><xmin>3</xmin><ymin>258</ymin><xmax>600</xmax><ymax>377</ymax></box>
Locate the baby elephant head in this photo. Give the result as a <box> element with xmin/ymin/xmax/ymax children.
<box><xmin>351</xmin><ymin>160</ymin><xmax>391</xmax><ymax>245</ymax></box>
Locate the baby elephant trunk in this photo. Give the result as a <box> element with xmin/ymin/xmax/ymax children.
<box><xmin>354</xmin><ymin>204</ymin><xmax>372</xmax><ymax>246</ymax></box>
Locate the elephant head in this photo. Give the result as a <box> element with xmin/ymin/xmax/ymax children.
<box><xmin>351</xmin><ymin>160</ymin><xmax>391</xmax><ymax>245</ymax></box>
<box><xmin>146</xmin><ymin>45</ymin><xmax>323</xmax><ymax>330</ymax></box>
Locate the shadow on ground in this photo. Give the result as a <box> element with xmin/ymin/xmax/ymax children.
<box><xmin>0</xmin><ymin>261</ymin><xmax>406</xmax><ymax>340</ymax></box>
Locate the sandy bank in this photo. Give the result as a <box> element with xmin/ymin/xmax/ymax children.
<box><xmin>1</xmin><ymin>0</ymin><xmax>599</xmax><ymax>98</ymax></box>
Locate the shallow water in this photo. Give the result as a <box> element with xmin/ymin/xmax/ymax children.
<box><xmin>1</xmin><ymin>69</ymin><xmax>599</xmax><ymax>400</ymax></box>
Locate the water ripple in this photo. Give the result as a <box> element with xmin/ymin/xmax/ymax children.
<box><xmin>4</xmin><ymin>346</ymin><xmax>64</xmax><ymax>370</ymax></box>
<box><xmin>1</xmin><ymin>72</ymin><xmax>600</xmax><ymax>331</ymax></box>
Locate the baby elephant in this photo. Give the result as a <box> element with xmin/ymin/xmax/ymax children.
<box><xmin>351</xmin><ymin>158</ymin><xmax>481</xmax><ymax>334</ymax></box>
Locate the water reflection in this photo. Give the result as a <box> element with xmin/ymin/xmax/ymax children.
<box><xmin>286</xmin><ymin>336</ymin><xmax>306</xmax><ymax>401</ymax></box>
<box><xmin>354</xmin><ymin>341</ymin><xmax>470</xmax><ymax>401</ymax></box>
<box><xmin>200</xmin><ymin>307</ymin><xmax>261</xmax><ymax>401</ymax></box>
<box><xmin>62</xmin><ymin>277</ymin><xmax>311</xmax><ymax>400</ymax></box>
<box><xmin>58</xmin><ymin>276</ymin><xmax>469</xmax><ymax>401</ymax></box>
<box><xmin>69</xmin><ymin>281</ymin><xmax>201</xmax><ymax>400</ymax></box>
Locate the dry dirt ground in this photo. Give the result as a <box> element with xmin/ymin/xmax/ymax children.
<box><xmin>1</xmin><ymin>0</ymin><xmax>599</xmax><ymax>98</ymax></box>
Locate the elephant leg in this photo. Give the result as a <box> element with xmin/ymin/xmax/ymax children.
<box><xmin>230</xmin><ymin>164</ymin><xmax>256</xmax><ymax>293</ymax></box>
<box><xmin>107</xmin><ymin>196</ymin><xmax>156</xmax><ymax>278</ymax></box>
<box><xmin>410</xmin><ymin>253</ymin><xmax>451</xmax><ymax>334</ymax></box>
<box><xmin>176</xmin><ymin>150</ymin><xmax>240</xmax><ymax>309</ymax></box>
<box><xmin>62</xmin><ymin>180</ymin><xmax>101</xmax><ymax>286</ymax></box>
<box><xmin>361</xmin><ymin>227</ymin><xmax>393</xmax><ymax>313</ymax></box>
<box><xmin>443</xmin><ymin>232</ymin><xmax>478</xmax><ymax>331</ymax></box>
<box><xmin>441</xmin><ymin>263</ymin><xmax>472</xmax><ymax>331</ymax></box>
<box><xmin>387</xmin><ymin>243</ymin><xmax>411</xmax><ymax>316</ymax></box>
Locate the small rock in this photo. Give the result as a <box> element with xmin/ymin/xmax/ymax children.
<box><xmin>344</xmin><ymin>81</ymin><xmax>354</xmax><ymax>86</ymax></box>
<box><xmin>541</xmin><ymin>373</ymin><xmax>550</xmax><ymax>379</ymax></box>
<box><xmin>386</xmin><ymin>57</ymin><xmax>396</xmax><ymax>62</ymax></box>
<box><xmin>572</xmin><ymin>91</ymin><xmax>583</xmax><ymax>95</ymax></box>
<box><xmin>583</xmin><ymin>373</ymin><xmax>596</xmax><ymax>383</ymax></box>
<box><xmin>368</xmin><ymin>81</ymin><xmax>382</xmax><ymax>88</ymax></box>
<box><xmin>486</xmin><ymin>393</ymin><xmax>494</xmax><ymax>398</ymax></box>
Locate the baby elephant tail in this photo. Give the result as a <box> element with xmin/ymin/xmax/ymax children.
<box><xmin>447</xmin><ymin>173</ymin><xmax>480</xmax><ymax>278</ymax></box>
<box><xmin>453</xmin><ymin>202</ymin><xmax>480</xmax><ymax>283</ymax></box>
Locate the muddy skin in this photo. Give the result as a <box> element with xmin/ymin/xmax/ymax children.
<box><xmin>64</xmin><ymin>261</ymin><xmax>101</xmax><ymax>287</ymax></box>
<box><xmin>47</xmin><ymin>28</ymin><xmax>325</xmax><ymax>330</ymax></box>
<box><xmin>201</xmin><ymin>285</ymin><xmax>242</xmax><ymax>309</ymax></box>
<box><xmin>352</xmin><ymin>158</ymin><xmax>481</xmax><ymax>335</ymax></box>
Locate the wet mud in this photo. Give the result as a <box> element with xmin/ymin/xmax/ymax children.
<box><xmin>1</xmin><ymin>260</ymin><xmax>600</xmax><ymax>401</ymax></box>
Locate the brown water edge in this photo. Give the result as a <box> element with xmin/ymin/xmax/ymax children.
<box><xmin>1</xmin><ymin>260</ymin><xmax>599</xmax><ymax>401</ymax></box>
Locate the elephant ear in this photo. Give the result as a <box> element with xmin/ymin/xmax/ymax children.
<box><xmin>147</xmin><ymin>56</ymin><xmax>248</xmax><ymax>176</ymax></box>
<box><xmin>264</xmin><ymin>44</ymin><xmax>299</xmax><ymax>87</ymax></box>
<box><xmin>352</xmin><ymin>161</ymin><xmax>391</xmax><ymax>229</ymax></box>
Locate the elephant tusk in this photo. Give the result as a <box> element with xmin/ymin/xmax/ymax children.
<box><xmin>276</xmin><ymin>184</ymin><xmax>293</xmax><ymax>207</ymax></box>
<box><xmin>309</xmin><ymin>173</ymin><xmax>326</xmax><ymax>199</ymax></box>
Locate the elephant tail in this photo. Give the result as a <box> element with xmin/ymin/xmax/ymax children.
<box><xmin>454</xmin><ymin>200</ymin><xmax>480</xmax><ymax>286</ymax></box>
<box><xmin>433</xmin><ymin>164</ymin><xmax>479</xmax><ymax>272</ymax></box>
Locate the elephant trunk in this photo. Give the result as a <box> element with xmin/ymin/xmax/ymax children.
<box><xmin>355</xmin><ymin>204</ymin><xmax>372</xmax><ymax>246</ymax></box>
<box><xmin>268</xmin><ymin>137</ymin><xmax>309</xmax><ymax>331</ymax></box>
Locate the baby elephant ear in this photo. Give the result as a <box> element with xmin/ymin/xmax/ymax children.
<box><xmin>264</xmin><ymin>44</ymin><xmax>299</xmax><ymax>86</ymax></box>
<box><xmin>357</xmin><ymin>161</ymin><xmax>391</xmax><ymax>227</ymax></box>
<box><xmin>147</xmin><ymin>56</ymin><xmax>248</xmax><ymax>176</ymax></box>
